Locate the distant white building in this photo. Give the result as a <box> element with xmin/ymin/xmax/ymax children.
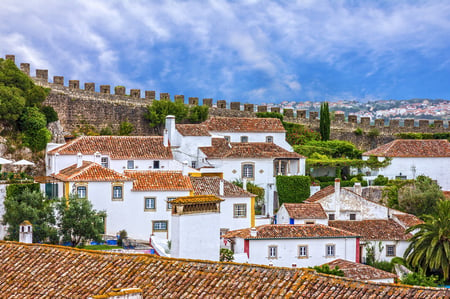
<box><xmin>362</xmin><ymin>139</ymin><xmax>450</xmax><ymax>191</ymax></box>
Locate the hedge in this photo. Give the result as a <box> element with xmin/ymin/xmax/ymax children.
<box><xmin>6</xmin><ymin>183</ymin><xmax>40</xmax><ymax>198</ymax></box>
<box><xmin>276</xmin><ymin>175</ymin><xmax>311</xmax><ymax>204</ymax></box>
<box><xmin>319</xmin><ymin>180</ymin><xmax>368</xmax><ymax>189</ymax></box>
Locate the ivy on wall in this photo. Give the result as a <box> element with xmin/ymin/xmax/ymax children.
<box><xmin>276</xmin><ymin>175</ymin><xmax>311</xmax><ymax>204</ymax></box>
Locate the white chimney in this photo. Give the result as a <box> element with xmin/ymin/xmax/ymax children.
<box><xmin>163</xmin><ymin>129</ymin><xmax>169</xmax><ymax>147</ymax></box>
<box><xmin>165</xmin><ymin>115</ymin><xmax>176</xmax><ymax>146</ymax></box>
<box><xmin>335</xmin><ymin>178</ymin><xmax>341</xmax><ymax>218</ymax></box>
<box><xmin>354</xmin><ymin>182</ymin><xmax>362</xmax><ymax>196</ymax></box>
<box><xmin>53</xmin><ymin>153</ymin><xmax>60</xmax><ymax>174</ymax></box>
<box><xmin>243</xmin><ymin>177</ymin><xmax>247</xmax><ymax>191</ymax></box>
<box><xmin>250</xmin><ymin>227</ymin><xmax>257</xmax><ymax>237</ymax></box>
<box><xmin>182</xmin><ymin>161</ymin><xmax>188</xmax><ymax>176</ymax></box>
<box><xmin>219</xmin><ymin>180</ymin><xmax>224</xmax><ymax>196</ymax></box>
<box><xmin>77</xmin><ymin>153</ymin><xmax>83</xmax><ymax>168</ymax></box>
<box><xmin>19</xmin><ymin>220</ymin><xmax>33</xmax><ymax>244</ymax></box>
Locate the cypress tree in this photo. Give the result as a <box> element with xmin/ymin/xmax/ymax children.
<box><xmin>320</xmin><ymin>102</ymin><xmax>330</xmax><ymax>141</ymax></box>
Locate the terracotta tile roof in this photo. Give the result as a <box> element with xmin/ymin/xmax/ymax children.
<box><xmin>190</xmin><ymin>176</ymin><xmax>254</xmax><ymax>197</ymax></box>
<box><xmin>363</xmin><ymin>139</ymin><xmax>450</xmax><ymax>157</ymax></box>
<box><xmin>283</xmin><ymin>203</ymin><xmax>328</xmax><ymax>219</ymax></box>
<box><xmin>175</xmin><ymin>124</ymin><xmax>211</xmax><ymax>136</ymax></box>
<box><xmin>52</xmin><ymin>161</ymin><xmax>132</xmax><ymax>182</ymax></box>
<box><xmin>323</xmin><ymin>259</ymin><xmax>397</xmax><ymax>281</ymax></box>
<box><xmin>393</xmin><ymin>214</ymin><xmax>424</xmax><ymax>228</ymax></box>
<box><xmin>305</xmin><ymin>185</ymin><xmax>335</xmax><ymax>203</ymax></box>
<box><xmin>0</xmin><ymin>241</ymin><xmax>447</xmax><ymax>298</ymax></box>
<box><xmin>124</xmin><ymin>170</ymin><xmax>192</xmax><ymax>191</ymax></box>
<box><xmin>204</xmin><ymin>116</ymin><xmax>286</xmax><ymax>132</ymax></box>
<box><xmin>329</xmin><ymin>220</ymin><xmax>412</xmax><ymax>241</ymax></box>
<box><xmin>223</xmin><ymin>224</ymin><xmax>358</xmax><ymax>240</ymax></box>
<box><xmin>170</xmin><ymin>194</ymin><xmax>224</xmax><ymax>204</ymax></box>
<box><xmin>48</xmin><ymin>136</ymin><xmax>173</xmax><ymax>160</ymax></box>
<box><xmin>200</xmin><ymin>141</ymin><xmax>304</xmax><ymax>159</ymax></box>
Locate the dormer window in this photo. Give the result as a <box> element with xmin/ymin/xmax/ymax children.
<box><xmin>153</xmin><ymin>160</ymin><xmax>160</xmax><ymax>169</ymax></box>
<box><xmin>266</xmin><ymin>136</ymin><xmax>273</xmax><ymax>143</ymax></box>
<box><xmin>224</xmin><ymin>136</ymin><xmax>231</xmax><ymax>142</ymax></box>
<box><xmin>240</xmin><ymin>136</ymin><xmax>248</xmax><ymax>143</ymax></box>
<box><xmin>101</xmin><ymin>157</ymin><xmax>109</xmax><ymax>168</ymax></box>
<box><xmin>127</xmin><ymin>160</ymin><xmax>134</xmax><ymax>169</ymax></box>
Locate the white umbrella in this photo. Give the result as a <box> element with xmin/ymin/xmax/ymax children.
<box><xmin>0</xmin><ymin>157</ymin><xmax>12</xmax><ymax>164</ymax></box>
<box><xmin>12</xmin><ymin>159</ymin><xmax>35</xmax><ymax>166</ymax></box>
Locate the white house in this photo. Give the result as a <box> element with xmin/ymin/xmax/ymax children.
<box><xmin>322</xmin><ymin>259</ymin><xmax>397</xmax><ymax>283</ymax></box>
<box><xmin>276</xmin><ymin>203</ymin><xmax>328</xmax><ymax>225</ymax></box>
<box><xmin>222</xmin><ymin>224</ymin><xmax>359</xmax><ymax>268</ymax></box>
<box><xmin>362</xmin><ymin>139</ymin><xmax>450</xmax><ymax>191</ymax></box>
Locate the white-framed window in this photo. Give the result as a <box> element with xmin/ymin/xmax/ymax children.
<box><xmin>240</xmin><ymin>136</ymin><xmax>248</xmax><ymax>142</ymax></box>
<box><xmin>233</xmin><ymin>204</ymin><xmax>247</xmax><ymax>218</ymax></box>
<box><xmin>266</xmin><ymin>136</ymin><xmax>273</xmax><ymax>143</ymax></box>
<box><xmin>349</xmin><ymin>213</ymin><xmax>356</xmax><ymax>220</ymax></box>
<box><xmin>153</xmin><ymin>221</ymin><xmax>168</xmax><ymax>232</ymax></box>
<box><xmin>127</xmin><ymin>160</ymin><xmax>134</xmax><ymax>169</ymax></box>
<box><xmin>268</xmin><ymin>245</ymin><xmax>278</xmax><ymax>259</ymax></box>
<box><xmin>167</xmin><ymin>197</ymin><xmax>176</xmax><ymax>210</ymax></box>
<box><xmin>386</xmin><ymin>245</ymin><xmax>396</xmax><ymax>257</ymax></box>
<box><xmin>191</xmin><ymin>161</ymin><xmax>197</xmax><ymax>169</ymax></box>
<box><xmin>112</xmin><ymin>185</ymin><xmax>123</xmax><ymax>201</ymax></box>
<box><xmin>328</xmin><ymin>214</ymin><xmax>335</xmax><ymax>220</ymax></box>
<box><xmin>326</xmin><ymin>244</ymin><xmax>335</xmax><ymax>257</ymax></box>
<box><xmin>242</xmin><ymin>163</ymin><xmax>254</xmax><ymax>179</ymax></box>
<box><xmin>298</xmin><ymin>245</ymin><xmax>308</xmax><ymax>258</ymax></box>
<box><xmin>101</xmin><ymin>157</ymin><xmax>109</xmax><ymax>168</ymax></box>
<box><xmin>77</xmin><ymin>186</ymin><xmax>87</xmax><ymax>199</ymax></box>
<box><xmin>144</xmin><ymin>197</ymin><xmax>156</xmax><ymax>211</ymax></box>
<box><xmin>153</xmin><ymin>160</ymin><xmax>160</xmax><ymax>169</ymax></box>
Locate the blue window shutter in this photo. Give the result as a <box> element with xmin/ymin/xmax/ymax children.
<box><xmin>289</xmin><ymin>218</ymin><xmax>294</xmax><ymax>224</ymax></box>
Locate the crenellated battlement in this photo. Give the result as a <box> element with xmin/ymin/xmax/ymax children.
<box><xmin>4</xmin><ymin>54</ymin><xmax>449</xmax><ymax>137</ymax></box>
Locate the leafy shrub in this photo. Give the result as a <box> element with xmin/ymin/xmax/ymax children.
<box><xmin>372</xmin><ymin>261</ymin><xmax>393</xmax><ymax>272</ymax></box>
<box><xmin>284</xmin><ymin>122</ymin><xmax>320</xmax><ymax>145</ymax></box>
<box><xmin>41</xmin><ymin>106</ymin><xmax>58</xmax><ymax>123</ymax></box>
<box><xmin>188</xmin><ymin>105</ymin><xmax>209</xmax><ymax>123</ymax></box>
<box><xmin>373</xmin><ymin>175</ymin><xmax>389</xmax><ymax>186</ymax></box>
<box><xmin>256</xmin><ymin>112</ymin><xmax>283</xmax><ymax>121</ymax></box>
<box><xmin>99</xmin><ymin>126</ymin><xmax>113</xmax><ymax>135</ymax></box>
<box><xmin>23</xmin><ymin>127</ymin><xmax>52</xmax><ymax>152</ymax></box>
<box><xmin>119</xmin><ymin>121</ymin><xmax>134</xmax><ymax>136</ymax></box>
<box><xmin>220</xmin><ymin>248</ymin><xmax>234</xmax><ymax>262</ymax></box>
<box><xmin>19</xmin><ymin>107</ymin><xmax>47</xmax><ymax>132</ymax></box>
<box><xmin>401</xmin><ymin>270</ymin><xmax>441</xmax><ymax>287</ymax></box>
<box><xmin>368</xmin><ymin>128</ymin><xmax>380</xmax><ymax>137</ymax></box>
<box><xmin>276</xmin><ymin>176</ymin><xmax>311</xmax><ymax>204</ymax></box>
<box><xmin>311</xmin><ymin>264</ymin><xmax>344</xmax><ymax>276</ymax></box>
<box><xmin>354</xmin><ymin>127</ymin><xmax>363</xmax><ymax>135</ymax></box>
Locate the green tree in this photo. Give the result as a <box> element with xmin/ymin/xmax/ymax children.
<box><xmin>56</xmin><ymin>196</ymin><xmax>106</xmax><ymax>247</ymax></box>
<box><xmin>19</xmin><ymin>106</ymin><xmax>47</xmax><ymax>132</ymax></box>
<box><xmin>319</xmin><ymin>102</ymin><xmax>330</xmax><ymax>141</ymax></box>
<box><xmin>311</xmin><ymin>264</ymin><xmax>344</xmax><ymax>276</ymax></box>
<box><xmin>404</xmin><ymin>200</ymin><xmax>450</xmax><ymax>281</ymax></box>
<box><xmin>145</xmin><ymin>100</ymin><xmax>188</xmax><ymax>134</ymax></box>
<box><xmin>119</xmin><ymin>121</ymin><xmax>134</xmax><ymax>136</ymax></box>
<box><xmin>0</xmin><ymin>85</ymin><xmax>26</xmax><ymax>123</ymax></box>
<box><xmin>401</xmin><ymin>270</ymin><xmax>441</xmax><ymax>287</ymax></box>
<box><xmin>41</xmin><ymin>105</ymin><xmax>58</xmax><ymax>123</ymax></box>
<box><xmin>0</xmin><ymin>58</ymin><xmax>33</xmax><ymax>91</ymax></box>
<box><xmin>24</xmin><ymin>85</ymin><xmax>49</xmax><ymax>107</ymax></box>
<box><xmin>2</xmin><ymin>187</ymin><xmax>57</xmax><ymax>243</ymax></box>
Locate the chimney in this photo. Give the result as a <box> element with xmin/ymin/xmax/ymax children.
<box><xmin>219</xmin><ymin>180</ymin><xmax>224</xmax><ymax>196</ymax></box>
<box><xmin>163</xmin><ymin>129</ymin><xmax>169</xmax><ymax>147</ymax></box>
<box><xmin>165</xmin><ymin>115</ymin><xmax>176</xmax><ymax>146</ymax></box>
<box><xmin>19</xmin><ymin>220</ymin><xmax>33</xmax><ymax>244</ymax></box>
<box><xmin>250</xmin><ymin>227</ymin><xmax>257</xmax><ymax>237</ymax></box>
<box><xmin>94</xmin><ymin>151</ymin><xmax>100</xmax><ymax>164</ymax></box>
<box><xmin>77</xmin><ymin>153</ymin><xmax>83</xmax><ymax>168</ymax></box>
<box><xmin>53</xmin><ymin>153</ymin><xmax>60</xmax><ymax>174</ymax></box>
<box><xmin>354</xmin><ymin>182</ymin><xmax>362</xmax><ymax>196</ymax></box>
<box><xmin>243</xmin><ymin>177</ymin><xmax>247</xmax><ymax>191</ymax></box>
<box><xmin>182</xmin><ymin>161</ymin><xmax>188</xmax><ymax>176</ymax></box>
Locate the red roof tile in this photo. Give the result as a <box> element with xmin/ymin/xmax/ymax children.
<box><xmin>0</xmin><ymin>241</ymin><xmax>447</xmax><ymax>298</ymax></box>
<box><xmin>329</xmin><ymin>220</ymin><xmax>412</xmax><ymax>241</ymax></box>
<box><xmin>305</xmin><ymin>185</ymin><xmax>335</xmax><ymax>203</ymax></box>
<box><xmin>125</xmin><ymin>170</ymin><xmax>192</xmax><ymax>191</ymax></box>
<box><xmin>52</xmin><ymin>161</ymin><xmax>132</xmax><ymax>182</ymax></box>
<box><xmin>175</xmin><ymin>124</ymin><xmax>211</xmax><ymax>136</ymax></box>
<box><xmin>204</xmin><ymin>117</ymin><xmax>286</xmax><ymax>132</ymax></box>
<box><xmin>190</xmin><ymin>176</ymin><xmax>254</xmax><ymax>197</ymax></box>
<box><xmin>283</xmin><ymin>203</ymin><xmax>328</xmax><ymax>219</ymax></box>
<box><xmin>393</xmin><ymin>214</ymin><xmax>424</xmax><ymax>228</ymax></box>
<box><xmin>223</xmin><ymin>224</ymin><xmax>358</xmax><ymax>239</ymax></box>
<box><xmin>200</xmin><ymin>141</ymin><xmax>304</xmax><ymax>159</ymax></box>
<box><xmin>363</xmin><ymin>139</ymin><xmax>450</xmax><ymax>157</ymax></box>
<box><xmin>323</xmin><ymin>259</ymin><xmax>397</xmax><ymax>281</ymax></box>
<box><xmin>48</xmin><ymin>136</ymin><xmax>173</xmax><ymax>160</ymax></box>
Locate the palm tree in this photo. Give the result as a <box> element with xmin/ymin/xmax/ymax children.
<box><xmin>404</xmin><ymin>200</ymin><xmax>450</xmax><ymax>280</ymax></box>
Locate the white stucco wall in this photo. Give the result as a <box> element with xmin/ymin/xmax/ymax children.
<box><xmin>220</xmin><ymin>197</ymin><xmax>252</xmax><ymax>231</ymax></box>
<box><xmin>207</xmin><ymin>131</ymin><xmax>292</xmax><ymax>151</ymax></box>
<box><xmin>172</xmin><ymin>135</ymin><xmax>212</xmax><ymax>168</ymax></box>
<box><xmin>276</xmin><ymin>205</ymin><xmax>328</xmax><ymax>225</ymax></box>
<box><xmin>171</xmin><ymin>212</ymin><xmax>221</xmax><ymax>261</ymax></box>
<box><xmin>361</xmin><ymin>240</ymin><xmax>410</xmax><ymax>263</ymax></box>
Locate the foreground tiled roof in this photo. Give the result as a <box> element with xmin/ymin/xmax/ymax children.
<box><xmin>0</xmin><ymin>242</ymin><xmax>447</xmax><ymax>298</ymax></box>
<box><xmin>323</xmin><ymin>259</ymin><xmax>397</xmax><ymax>281</ymax></box>
<box><xmin>200</xmin><ymin>141</ymin><xmax>304</xmax><ymax>159</ymax></box>
<box><xmin>329</xmin><ymin>220</ymin><xmax>412</xmax><ymax>241</ymax></box>
<box><xmin>223</xmin><ymin>224</ymin><xmax>358</xmax><ymax>240</ymax></box>
<box><xmin>125</xmin><ymin>170</ymin><xmax>192</xmax><ymax>191</ymax></box>
<box><xmin>190</xmin><ymin>176</ymin><xmax>254</xmax><ymax>198</ymax></box>
<box><xmin>393</xmin><ymin>214</ymin><xmax>424</xmax><ymax>228</ymax></box>
<box><xmin>363</xmin><ymin>139</ymin><xmax>450</xmax><ymax>157</ymax></box>
<box><xmin>48</xmin><ymin>136</ymin><xmax>173</xmax><ymax>160</ymax></box>
<box><xmin>204</xmin><ymin>117</ymin><xmax>286</xmax><ymax>132</ymax></box>
<box><xmin>283</xmin><ymin>203</ymin><xmax>328</xmax><ymax>219</ymax></box>
<box><xmin>52</xmin><ymin>161</ymin><xmax>132</xmax><ymax>182</ymax></box>
<box><xmin>170</xmin><ymin>194</ymin><xmax>224</xmax><ymax>204</ymax></box>
<box><xmin>175</xmin><ymin>124</ymin><xmax>211</xmax><ymax>136</ymax></box>
<box><xmin>305</xmin><ymin>185</ymin><xmax>335</xmax><ymax>203</ymax></box>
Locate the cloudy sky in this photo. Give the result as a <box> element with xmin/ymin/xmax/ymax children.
<box><xmin>1</xmin><ymin>1</ymin><xmax>450</xmax><ymax>104</ymax></box>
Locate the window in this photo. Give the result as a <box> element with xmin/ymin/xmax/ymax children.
<box><xmin>240</xmin><ymin>136</ymin><xmax>248</xmax><ymax>143</ymax></box>
<box><xmin>298</xmin><ymin>245</ymin><xmax>308</xmax><ymax>258</ymax></box>
<box><xmin>101</xmin><ymin>157</ymin><xmax>109</xmax><ymax>168</ymax></box>
<box><xmin>112</xmin><ymin>185</ymin><xmax>123</xmax><ymax>200</ymax></box>
<box><xmin>127</xmin><ymin>160</ymin><xmax>134</xmax><ymax>169</ymax></box>
<box><xmin>266</xmin><ymin>136</ymin><xmax>273</xmax><ymax>143</ymax></box>
<box><xmin>305</xmin><ymin>221</ymin><xmax>315</xmax><ymax>225</ymax></box>
<box><xmin>153</xmin><ymin>221</ymin><xmax>168</xmax><ymax>232</ymax></box>
<box><xmin>77</xmin><ymin>186</ymin><xmax>87</xmax><ymax>199</ymax></box>
<box><xmin>349</xmin><ymin>213</ymin><xmax>356</xmax><ymax>220</ymax></box>
<box><xmin>224</xmin><ymin>136</ymin><xmax>231</xmax><ymax>142</ymax></box>
<box><xmin>242</xmin><ymin>163</ymin><xmax>254</xmax><ymax>179</ymax></box>
<box><xmin>326</xmin><ymin>244</ymin><xmax>335</xmax><ymax>257</ymax></box>
<box><xmin>144</xmin><ymin>197</ymin><xmax>156</xmax><ymax>211</ymax></box>
<box><xmin>153</xmin><ymin>160</ymin><xmax>160</xmax><ymax>169</ymax></box>
<box><xmin>167</xmin><ymin>198</ymin><xmax>175</xmax><ymax>210</ymax></box>
<box><xmin>386</xmin><ymin>245</ymin><xmax>396</xmax><ymax>257</ymax></box>
<box><xmin>233</xmin><ymin>204</ymin><xmax>247</xmax><ymax>218</ymax></box>
<box><xmin>328</xmin><ymin>214</ymin><xmax>335</xmax><ymax>220</ymax></box>
<box><xmin>268</xmin><ymin>246</ymin><xmax>278</xmax><ymax>259</ymax></box>
<box><xmin>191</xmin><ymin>161</ymin><xmax>197</xmax><ymax>169</ymax></box>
